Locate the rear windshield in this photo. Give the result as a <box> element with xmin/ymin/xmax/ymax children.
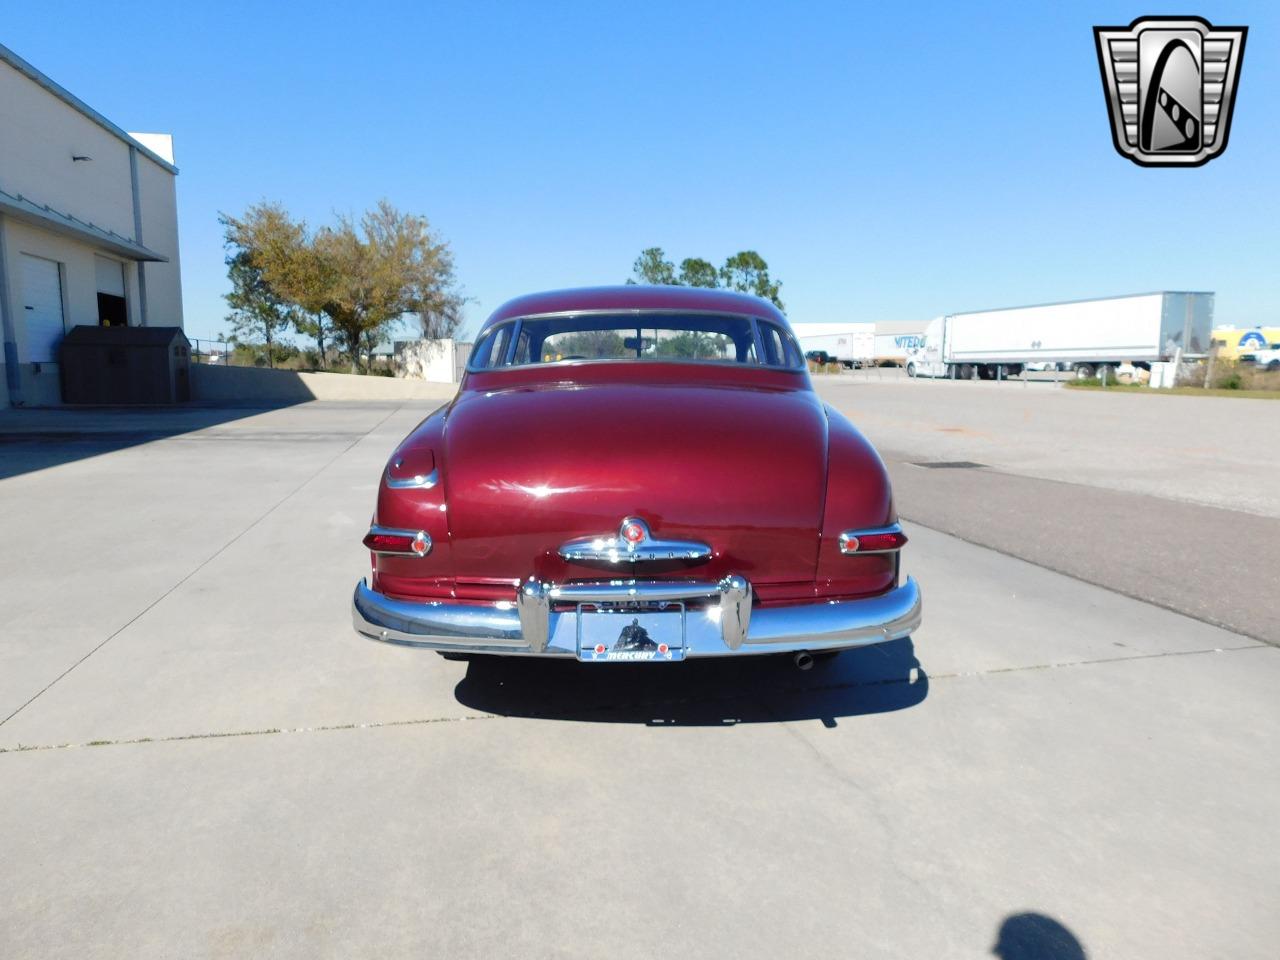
<box><xmin>469</xmin><ymin>313</ymin><xmax>804</xmax><ymax>370</ymax></box>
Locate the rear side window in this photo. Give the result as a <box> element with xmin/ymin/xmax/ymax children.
<box><xmin>468</xmin><ymin>323</ymin><xmax>515</xmax><ymax>369</ymax></box>
<box><xmin>758</xmin><ymin>321</ymin><xmax>804</xmax><ymax>369</ymax></box>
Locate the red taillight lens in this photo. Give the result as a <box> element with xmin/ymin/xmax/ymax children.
<box><xmin>365</xmin><ymin>532</ymin><xmax>412</xmax><ymax>552</ymax></box>
<box><xmin>364</xmin><ymin>528</ymin><xmax>431</xmax><ymax>556</ymax></box>
<box><xmin>839</xmin><ymin>527</ymin><xmax>907</xmax><ymax>555</ymax></box>
<box><xmin>857</xmin><ymin>531</ymin><xmax>907</xmax><ymax>551</ymax></box>
<box><xmin>386</xmin><ymin>447</ymin><xmax>436</xmax><ymax>488</ymax></box>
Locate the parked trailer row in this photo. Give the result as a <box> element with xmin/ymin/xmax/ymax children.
<box><xmin>792</xmin><ymin>322</ymin><xmax>875</xmax><ymax>368</ymax></box>
<box><xmin>904</xmin><ymin>292</ymin><xmax>1214</xmax><ymax>380</ymax></box>
<box><xmin>874</xmin><ymin>332</ymin><xmax>925</xmax><ymax>366</ymax></box>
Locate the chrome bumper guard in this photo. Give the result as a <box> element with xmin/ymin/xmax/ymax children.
<box><xmin>352</xmin><ymin>575</ymin><xmax>922</xmax><ymax>658</ymax></box>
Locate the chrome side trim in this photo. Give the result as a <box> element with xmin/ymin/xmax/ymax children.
<box><xmin>838</xmin><ymin>522</ymin><xmax>906</xmax><ymax>555</ymax></box>
<box><xmin>558</xmin><ymin>517</ymin><xmax>712</xmax><ymax>564</ymax></box>
<box><xmin>365</xmin><ymin>525</ymin><xmax>432</xmax><ymax>557</ymax></box>
<box><xmin>386</xmin><ymin>462</ymin><xmax>439</xmax><ymax>489</ymax></box>
<box><xmin>352</xmin><ymin>576</ymin><xmax>921</xmax><ymax>658</ymax></box>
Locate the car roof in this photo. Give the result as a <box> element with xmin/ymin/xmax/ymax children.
<box><xmin>480</xmin><ymin>285</ymin><xmax>788</xmax><ymax>333</ymax></box>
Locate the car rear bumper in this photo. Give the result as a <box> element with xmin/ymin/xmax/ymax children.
<box><xmin>351</xmin><ymin>575</ymin><xmax>922</xmax><ymax>658</ymax></box>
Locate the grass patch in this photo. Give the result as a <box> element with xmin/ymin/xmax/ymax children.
<box><xmin>1067</xmin><ymin>361</ymin><xmax>1280</xmax><ymax>398</ymax></box>
<box><xmin>807</xmin><ymin>361</ymin><xmax>845</xmax><ymax>375</ymax></box>
<box><xmin>1066</xmin><ymin>382</ymin><xmax>1280</xmax><ymax>399</ymax></box>
<box><xmin>1069</xmin><ymin>377</ymin><xmax>1143</xmax><ymax>389</ymax></box>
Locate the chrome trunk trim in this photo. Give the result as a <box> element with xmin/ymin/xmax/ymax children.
<box><xmin>557</xmin><ymin>517</ymin><xmax>712</xmax><ymax>564</ymax></box>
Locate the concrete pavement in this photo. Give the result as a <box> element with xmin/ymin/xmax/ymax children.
<box><xmin>1</xmin><ymin>399</ymin><xmax>1277</xmax><ymax>958</ymax></box>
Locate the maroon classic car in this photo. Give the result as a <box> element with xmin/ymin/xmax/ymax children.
<box><xmin>353</xmin><ymin>286</ymin><xmax>921</xmax><ymax>664</ymax></box>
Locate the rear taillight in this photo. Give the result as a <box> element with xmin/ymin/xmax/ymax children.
<box><xmin>386</xmin><ymin>447</ymin><xmax>437</xmax><ymax>488</ymax></box>
<box><xmin>838</xmin><ymin>524</ymin><xmax>907</xmax><ymax>555</ymax></box>
<box><xmin>363</xmin><ymin>526</ymin><xmax>432</xmax><ymax>557</ymax></box>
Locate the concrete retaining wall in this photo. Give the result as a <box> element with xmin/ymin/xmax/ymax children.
<box><xmin>191</xmin><ymin>364</ymin><xmax>458</xmax><ymax>403</ymax></box>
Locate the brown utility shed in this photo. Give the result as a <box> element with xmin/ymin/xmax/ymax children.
<box><xmin>59</xmin><ymin>325</ymin><xmax>191</xmax><ymax>404</ymax></box>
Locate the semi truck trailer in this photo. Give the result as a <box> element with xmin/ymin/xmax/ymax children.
<box><xmin>904</xmin><ymin>292</ymin><xmax>1214</xmax><ymax>380</ymax></box>
<box><xmin>791</xmin><ymin>322</ymin><xmax>875</xmax><ymax>368</ymax></box>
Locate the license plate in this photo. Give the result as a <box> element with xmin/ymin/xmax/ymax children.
<box><xmin>576</xmin><ymin>603</ymin><xmax>686</xmax><ymax>662</ymax></box>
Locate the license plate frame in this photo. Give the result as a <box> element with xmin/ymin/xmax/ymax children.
<box><xmin>575</xmin><ymin>602</ymin><xmax>686</xmax><ymax>662</ymax></box>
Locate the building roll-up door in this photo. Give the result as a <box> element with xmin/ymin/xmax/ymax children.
<box><xmin>19</xmin><ymin>254</ymin><xmax>66</xmax><ymax>363</ymax></box>
<box><xmin>95</xmin><ymin>255</ymin><xmax>128</xmax><ymax>327</ymax></box>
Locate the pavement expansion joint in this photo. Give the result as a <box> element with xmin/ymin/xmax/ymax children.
<box><xmin>0</xmin><ymin>643</ymin><xmax>1264</xmax><ymax>756</ymax></box>
<box><xmin>0</xmin><ymin>712</ymin><xmax>499</xmax><ymax>755</ymax></box>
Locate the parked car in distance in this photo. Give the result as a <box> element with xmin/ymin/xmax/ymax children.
<box><xmin>353</xmin><ymin>286</ymin><xmax>922</xmax><ymax>664</ymax></box>
<box><xmin>1239</xmin><ymin>344</ymin><xmax>1280</xmax><ymax>371</ymax></box>
<box><xmin>805</xmin><ymin>349</ymin><xmax>834</xmax><ymax>365</ymax></box>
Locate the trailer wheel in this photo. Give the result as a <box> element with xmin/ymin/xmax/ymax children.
<box><xmin>906</xmin><ymin>362</ymin><xmax>917</xmax><ymax>378</ymax></box>
<box><xmin>1267</xmin><ymin>360</ymin><xmax>1280</xmax><ymax>372</ymax></box>
<box><xmin>958</xmin><ymin>363</ymin><xmax>974</xmax><ymax>380</ymax></box>
<box><xmin>1074</xmin><ymin>363</ymin><xmax>1095</xmax><ymax>379</ymax></box>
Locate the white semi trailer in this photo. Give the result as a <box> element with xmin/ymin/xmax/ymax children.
<box><xmin>874</xmin><ymin>331</ymin><xmax>927</xmax><ymax>366</ymax></box>
<box><xmin>904</xmin><ymin>292</ymin><xmax>1214</xmax><ymax>380</ymax></box>
<box><xmin>791</xmin><ymin>322</ymin><xmax>875</xmax><ymax>368</ymax></box>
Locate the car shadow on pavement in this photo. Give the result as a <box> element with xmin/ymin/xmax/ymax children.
<box><xmin>452</xmin><ymin>638</ymin><xmax>927</xmax><ymax>726</ymax></box>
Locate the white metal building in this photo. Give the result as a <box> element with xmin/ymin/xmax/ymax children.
<box><xmin>0</xmin><ymin>43</ymin><xmax>183</xmax><ymax>407</ymax></box>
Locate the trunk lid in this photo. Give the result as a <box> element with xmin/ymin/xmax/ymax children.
<box><xmin>441</xmin><ymin>373</ymin><xmax>828</xmax><ymax>592</ymax></box>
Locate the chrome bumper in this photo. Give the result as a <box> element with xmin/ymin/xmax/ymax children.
<box><xmin>351</xmin><ymin>575</ymin><xmax>922</xmax><ymax>658</ymax></box>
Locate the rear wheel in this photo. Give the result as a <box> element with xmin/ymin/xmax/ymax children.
<box><xmin>1267</xmin><ymin>360</ymin><xmax>1280</xmax><ymax>371</ymax></box>
<box><xmin>958</xmin><ymin>363</ymin><xmax>974</xmax><ymax>380</ymax></box>
<box><xmin>1074</xmin><ymin>362</ymin><xmax>1095</xmax><ymax>379</ymax></box>
<box><xmin>906</xmin><ymin>362</ymin><xmax>917</xmax><ymax>378</ymax></box>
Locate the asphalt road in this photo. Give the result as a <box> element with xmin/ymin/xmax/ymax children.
<box><xmin>816</xmin><ymin>372</ymin><xmax>1280</xmax><ymax>645</ymax></box>
<box><xmin>1</xmin><ymin>395</ymin><xmax>1276</xmax><ymax>959</ymax></box>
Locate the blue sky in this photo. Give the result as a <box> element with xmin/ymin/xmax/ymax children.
<box><xmin>4</xmin><ymin>1</ymin><xmax>1276</xmax><ymax>339</ymax></box>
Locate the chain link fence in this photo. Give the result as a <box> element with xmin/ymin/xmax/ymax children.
<box><xmin>189</xmin><ymin>338</ymin><xmax>232</xmax><ymax>365</ymax></box>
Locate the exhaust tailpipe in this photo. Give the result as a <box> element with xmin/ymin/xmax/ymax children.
<box><xmin>793</xmin><ymin>651</ymin><xmax>815</xmax><ymax>671</ymax></box>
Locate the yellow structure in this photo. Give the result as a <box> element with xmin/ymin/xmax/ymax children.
<box><xmin>1209</xmin><ymin>328</ymin><xmax>1280</xmax><ymax>360</ymax></box>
